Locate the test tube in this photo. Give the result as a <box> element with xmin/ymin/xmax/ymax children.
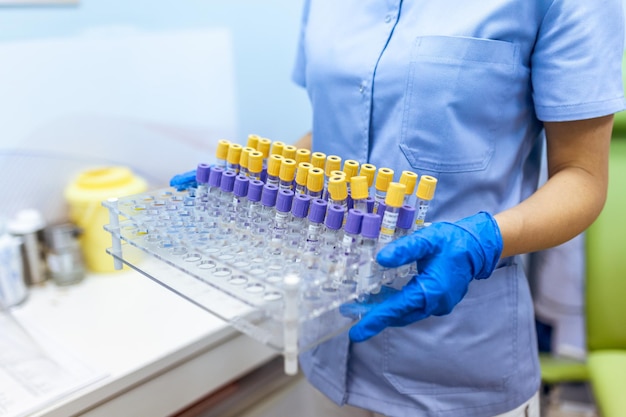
<box><xmin>232</xmin><ymin>175</ymin><xmax>250</xmax><ymax>214</ymax></box>
<box><xmin>215</xmin><ymin>139</ymin><xmax>230</xmax><ymax>168</ymax></box>
<box><xmin>289</xmin><ymin>194</ymin><xmax>311</xmax><ymax>236</ymax></box>
<box><xmin>413</xmin><ymin>175</ymin><xmax>438</xmax><ymax>231</ymax></box>
<box><xmin>279</xmin><ymin>158</ymin><xmax>297</xmax><ymax>191</ymax></box>
<box><xmin>378</xmin><ymin>182</ymin><xmax>406</xmax><ymax>244</ymax></box>
<box><xmin>239</xmin><ymin>146</ymin><xmax>255</xmax><ymax>177</ymax></box>
<box><xmin>341</xmin><ymin>209</ymin><xmax>364</xmax><ymax>255</ymax></box>
<box><xmin>304</xmin><ymin>198</ymin><xmax>327</xmax><ymax>254</ymax></box>
<box><xmin>271</xmin><ymin>141</ymin><xmax>285</xmax><ymax>156</ymax></box>
<box><xmin>247</xmin><ymin>151</ymin><xmax>264</xmax><ymax>181</ymax></box>
<box><xmin>323</xmin><ymin>155</ymin><xmax>342</xmax><ymax>200</ymax></box>
<box><xmin>194</xmin><ymin>163</ymin><xmax>211</xmax><ymax>212</ymax></box>
<box><xmin>321</xmin><ymin>204</ymin><xmax>345</xmax><ymax>253</ymax></box>
<box><xmin>343</xmin><ymin>159</ymin><xmax>360</xmax><ymax>191</ymax></box>
<box><xmin>260</xmin><ymin>183</ymin><xmax>279</xmax><ymax>219</ymax></box>
<box><xmin>246</xmin><ymin>179</ymin><xmax>265</xmax><ymax>219</ymax></box>
<box><xmin>350</xmin><ymin>176</ymin><xmax>369</xmax><ymax>213</ymax></box>
<box><xmin>399</xmin><ymin>170</ymin><xmax>418</xmax><ymax>205</ymax></box>
<box><xmin>256</xmin><ymin>137</ymin><xmax>272</xmax><ymax>181</ymax></box>
<box><xmin>327</xmin><ymin>176</ymin><xmax>348</xmax><ymax>214</ymax></box>
<box><xmin>266</xmin><ymin>154</ymin><xmax>284</xmax><ymax>187</ymax></box>
<box><xmin>247</xmin><ymin>134</ymin><xmax>260</xmax><ymax>149</ymax></box>
<box><xmin>306</xmin><ymin>167</ymin><xmax>325</xmax><ymax>198</ymax></box>
<box><xmin>207</xmin><ymin>166</ymin><xmax>224</xmax><ymax>209</ymax></box>
<box><xmin>282</xmin><ymin>145</ymin><xmax>297</xmax><ymax>160</ymax></box>
<box><xmin>219</xmin><ymin>170</ymin><xmax>237</xmax><ymax>207</ymax></box>
<box><xmin>360</xmin><ymin>163</ymin><xmax>377</xmax><ymax>189</ymax></box>
<box><xmin>295</xmin><ymin>162</ymin><xmax>312</xmax><ymax>195</ymax></box>
<box><xmin>357</xmin><ymin>213</ymin><xmax>383</xmax><ymax>297</ymax></box>
<box><xmin>393</xmin><ymin>204</ymin><xmax>417</xmax><ymax>282</ymax></box>
<box><xmin>295</xmin><ymin>148</ymin><xmax>311</xmax><ymax>165</ymax></box>
<box><xmin>311</xmin><ymin>151</ymin><xmax>326</xmax><ymax>170</ymax></box>
<box><xmin>269</xmin><ymin>189</ymin><xmax>295</xmax><ymax>255</ymax></box>
<box><xmin>226</xmin><ymin>143</ymin><xmax>243</xmax><ymax>174</ymax></box>
<box><xmin>373</xmin><ymin>168</ymin><xmax>394</xmax><ymax>214</ymax></box>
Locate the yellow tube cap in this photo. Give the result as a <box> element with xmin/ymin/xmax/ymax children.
<box><xmin>279</xmin><ymin>158</ymin><xmax>297</xmax><ymax>182</ymax></box>
<box><xmin>240</xmin><ymin>146</ymin><xmax>255</xmax><ymax>169</ymax></box>
<box><xmin>328</xmin><ymin>176</ymin><xmax>348</xmax><ymax>201</ymax></box>
<box><xmin>311</xmin><ymin>152</ymin><xmax>326</xmax><ymax>169</ymax></box>
<box><xmin>375</xmin><ymin>168</ymin><xmax>395</xmax><ymax>191</ymax></box>
<box><xmin>385</xmin><ymin>182</ymin><xmax>406</xmax><ymax>208</ymax></box>
<box><xmin>248</xmin><ymin>151</ymin><xmax>264</xmax><ymax>174</ymax></box>
<box><xmin>325</xmin><ymin>155</ymin><xmax>342</xmax><ymax>176</ymax></box>
<box><xmin>267</xmin><ymin>154</ymin><xmax>284</xmax><ymax>177</ymax></box>
<box><xmin>399</xmin><ymin>170</ymin><xmax>418</xmax><ymax>195</ymax></box>
<box><xmin>282</xmin><ymin>145</ymin><xmax>297</xmax><ymax>160</ymax></box>
<box><xmin>247</xmin><ymin>134</ymin><xmax>260</xmax><ymax>149</ymax></box>
<box><xmin>307</xmin><ymin>167</ymin><xmax>325</xmax><ymax>193</ymax></box>
<box><xmin>227</xmin><ymin>143</ymin><xmax>243</xmax><ymax>165</ymax></box>
<box><xmin>330</xmin><ymin>170</ymin><xmax>346</xmax><ymax>179</ymax></box>
<box><xmin>350</xmin><ymin>176</ymin><xmax>369</xmax><ymax>200</ymax></box>
<box><xmin>360</xmin><ymin>163</ymin><xmax>377</xmax><ymax>187</ymax></box>
<box><xmin>271</xmin><ymin>141</ymin><xmax>285</xmax><ymax>156</ymax></box>
<box><xmin>257</xmin><ymin>138</ymin><xmax>272</xmax><ymax>158</ymax></box>
<box><xmin>296</xmin><ymin>162</ymin><xmax>312</xmax><ymax>186</ymax></box>
<box><xmin>216</xmin><ymin>139</ymin><xmax>230</xmax><ymax>161</ymax></box>
<box><xmin>416</xmin><ymin>175</ymin><xmax>438</xmax><ymax>200</ymax></box>
<box><xmin>343</xmin><ymin>159</ymin><xmax>360</xmax><ymax>182</ymax></box>
<box><xmin>295</xmin><ymin>148</ymin><xmax>311</xmax><ymax>165</ymax></box>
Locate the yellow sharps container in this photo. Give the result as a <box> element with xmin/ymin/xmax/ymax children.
<box><xmin>65</xmin><ymin>166</ymin><xmax>147</xmax><ymax>272</ymax></box>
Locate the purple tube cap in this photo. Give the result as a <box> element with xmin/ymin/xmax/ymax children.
<box><xmin>220</xmin><ymin>171</ymin><xmax>237</xmax><ymax>192</ymax></box>
<box><xmin>233</xmin><ymin>175</ymin><xmax>250</xmax><ymax>198</ymax></box>
<box><xmin>325</xmin><ymin>204</ymin><xmax>345</xmax><ymax>230</ymax></box>
<box><xmin>397</xmin><ymin>205</ymin><xmax>416</xmax><ymax>230</ymax></box>
<box><xmin>276</xmin><ymin>189</ymin><xmax>295</xmax><ymax>213</ymax></box>
<box><xmin>208</xmin><ymin>166</ymin><xmax>224</xmax><ymax>187</ymax></box>
<box><xmin>261</xmin><ymin>184</ymin><xmax>279</xmax><ymax>207</ymax></box>
<box><xmin>377</xmin><ymin>201</ymin><xmax>387</xmax><ymax>218</ymax></box>
<box><xmin>308</xmin><ymin>198</ymin><xmax>328</xmax><ymax>224</ymax></box>
<box><xmin>292</xmin><ymin>194</ymin><xmax>311</xmax><ymax>218</ymax></box>
<box><xmin>247</xmin><ymin>179</ymin><xmax>264</xmax><ymax>202</ymax></box>
<box><xmin>345</xmin><ymin>209</ymin><xmax>364</xmax><ymax>235</ymax></box>
<box><xmin>361</xmin><ymin>213</ymin><xmax>382</xmax><ymax>239</ymax></box>
<box><xmin>196</xmin><ymin>163</ymin><xmax>211</xmax><ymax>184</ymax></box>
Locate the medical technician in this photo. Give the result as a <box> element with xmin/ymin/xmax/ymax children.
<box><xmin>292</xmin><ymin>1</ymin><xmax>625</xmax><ymax>416</ymax></box>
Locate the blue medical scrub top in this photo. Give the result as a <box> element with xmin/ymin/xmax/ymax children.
<box><xmin>293</xmin><ymin>1</ymin><xmax>625</xmax><ymax>416</ymax></box>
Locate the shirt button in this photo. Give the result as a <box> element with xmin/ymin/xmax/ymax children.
<box><xmin>359</xmin><ymin>82</ymin><xmax>366</xmax><ymax>94</ymax></box>
<box><xmin>385</xmin><ymin>14</ymin><xmax>394</xmax><ymax>23</ymax></box>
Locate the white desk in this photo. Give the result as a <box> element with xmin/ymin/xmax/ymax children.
<box><xmin>9</xmin><ymin>270</ymin><xmax>276</xmax><ymax>417</ymax></box>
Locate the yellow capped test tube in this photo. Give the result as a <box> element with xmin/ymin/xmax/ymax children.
<box><xmin>350</xmin><ymin>175</ymin><xmax>369</xmax><ymax>212</ymax></box>
<box><xmin>306</xmin><ymin>167</ymin><xmax>325</xmax><ymax>198</ymax></box>
<box><xmin>247</xmin><ymin>134</ymin><xmax>260</xmax><ymax>149</ymax></box>
<box><xmin>257</xmin><ymin>138</ymin><xmax>272</xmax><ymax>158</ymax></box>
<box><xmin>360</xmin><ymin>163</ymin><xmax>377</xmax><ymax>188</ymax></box>
<box><xmin>399</xmin><ymin>170</ymin><xmax>418</xmax><ymax>204</ymax></box>
<box><xmin>216</xmin><ymin>139</ymin><xmax>230</xmax><ymax>168</ymax></box>
<box><xmin>282</xmin><ymin>145</ymin><xmax>297</xmax><ymax>160</ymax></box>
<box><xmin>279</xmin><ymin>158</ymin><xmax>297</xmax><ymax>190</ymax></box>
<box><xmin>266</xmin><ymin>154</ymin><xmax>283</xmax><ymax>186</ymax></box>
<box><xmin>324</xmin><ymin>155</ymin><xmax>342</xmax><ymax>200</ymax></box>
<box><xmin>271</xmin><ymin>141</ymin><xmax>285</xmax><ymax>156</ymax></box>
<box><xmin>295</xmin><ymin>162</ymin><xmax>312</xmax><ymax>194</ymax></box>
<box><xmin>247</xmin><ymin>151</ymin><xmax>264</xmax><ymax>180</ymax></box>
<box><xmin>343</xmin><ymin>160</ymin><xmax>360</xmax><ymax>183</ymax></box>
<box><xmin>374</xmin><ymin>167</ymin><xmax>394</xmax><ymax>213</ymax></box>
<box><xmin>379</xmin><ymin>182</ymin><xmax>406</xmax><ymax>244</ymax></box>
<box><xmin>328</xmin><ymin>176</ymin><xmax>348</xmax><ymax>210</ymax></box>
<box><xmin>226</xmin><ymin>143</ymin><xmax>243</xmax><ymax>174</ymax></box>
<box><xmin>239</xmin><ymin>146</ymin><xmax>255</xmax><ymax>176</ymax></box>
<box><xmin>414</xmin><ymin>175</ymin><xmax>438</xmax><ymax>230</ymax></box>
<box><xmin>311</xmin><ymin>152</ymin><xmax>326</xmax><ymax>169</ymax></box>
<box><xmin>295</xmin><ymin>148</ymin><xmax>311</xmax><ymax>165</ymax></box>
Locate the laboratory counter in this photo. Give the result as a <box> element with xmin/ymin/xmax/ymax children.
<box><xmin>7</xmin><ymin>269</ymin><xmax>276</xmax><ymax>417</ymax></box>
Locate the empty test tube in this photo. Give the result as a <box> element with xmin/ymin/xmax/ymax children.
<box><xmin>270</xmin><ymin>189</ymin><xmax>295</xmax><ymax>253</ymax></box>
<box><xmin>350</xmin><ymin>176</ymin><xmax>369</xmax><ymax>213</ymax></box>
<box><xmin>399</xmin><ymin>170</ymin><xmax>418</xmax><ymax>205</ymax></box>
<box><xmin>295</xmin><ymin>162</ymin><xmax>312</xmax><ymax>195</ymax></box>
<box><xmin>279</xmin><ymin>158</ymin><xmax>297</xmax><ymax>191</ymax></box>
<box><xmin>219</xmin><ymin>171</ymin><xmax>237</xmax><ymax>206</ymax></box>
<box><xmin>378</xmin><ymin>182</ymin><xmax>406</xmax><ymax>244</ymax></box>
<box><xmin>373</xmin><ymin>168</ymin><xmax>394</xmax><ymax>214</ymax></box>
<box><xmin>413</xmin><ymin>175</ymin><xmax>438</xmax><ymax>231</ymax></box>
<box><xmin>232</xmin><ymin>175</ymin><xmax>250</xmax><ymax>213</ymax></box>
<box><xmin>306</xmin><ymin>167</ymin><xmax>325</xmax><ymax>198</ymax></box>
<box><xmin>215</xmin><ymin>139</ymin><xmax>230</xmax><ymax>168</ymax></box>
<box><xmin>393</xmin><ymin>204</ymin><xmax>417</xmax><ymax>282</ymax></box>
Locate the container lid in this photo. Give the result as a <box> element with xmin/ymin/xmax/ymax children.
<box><xmin>345</xmin><ymin>209</ymin><xmax>364</xmax><ymax>235</ymax></box>
<box><xmin>216</xmin><ymin>139</ymin><xmax>230</xmax><ymax>160</ymax></box>
<box><xmin>247</xmin><ymin>134</ymin><xmax>260</xmax><ymax>149</ymax></box>
<box><xmin>247</xmin><ymin>179</ymin><xmax>264</xmax><ymax>202</ymax></box>
<box><xmin>282</xmin><ymin>145</ymin><xmax>297</xmax><ymax>160</ymax></box>
<box><xmin>196</xmin><ymin>163</ymin><xmax>211</xmax><ymax>184</ymax></box>
<box><xmin>350</xmin><ymin>176</ymin><xmax>369</xmax><ymax>200</ymax></box>
<box><xmin>279</xmin><ymin>158</ymin><xmax>297</xmax><ymax>182</ymax></box>
<box><xmin>7</xmin><ymin>208</ymin><xmax>46</xmax><ymax>234</ymax></box>
<box><xmin>220</xmin><ymin>171</ymin><xmax>237</xmax><ymax>193</ymax></box>
<box><xmin>360</xmin><ymin>163</ymin><xmax>377</xmax><ymax>187</ymax></box>
<box><xmin>271</xmin><ymin>141</ymin><xmax>285</xmax><ymax>156</ymax></box>
<box><xmin>311</xmin><ymin>152</ymin><xmax>326</xmax><ymax>169</ymax></box>
<box><xmin>399</xmin><ymin>171</ymin><xmax>418</xmax><ymax>196</ymax></box>
<box><xmin>325</xmin><ymin>204</ymin><xmax>345</xmax><ymax>230</ymax></box>
<box><xmin>295</xmin><ymin>162</ymin><xmax>312</xmax><ymax>186</ymax></box>
<box><xmin>375</xmin><ymin>168</ymin><xmax>394</xmax><ymax>192</ymax></box>
<box><xmin>248</xmin><ymin>151</ymin><xmax>264</xmax><ymax>174</ymax></box>
<box><xmin>385</xmin><ymin>182</ymin><xmax>406</xmax><ymax>208</ymax></box>
<box><xmin>397</xmin><ymin>205</ymin><xmax>416</xmax><ymax>230</ymax></box>
<box><xmin>267</xmin><ymin>154</ymin><xmax>283</xmax><ymax>177</ymax></box>
<box><xmin>257</xmin><ymin>138</ymin><xmax>272</xmax><ymax>158</ymax></box>
<box><xmin>361</xmin><ymin>213</ymin><xmax>382</xmax><ymax>239</ymax></box>
<box><xmin>343</xmin><ymin>160</ymin><xmax>360</xmax><ymax>182</ymax></box>
<box><xmin>64</xmin><ymin>166</ymin><xmax>147</xmax><ymax>202</ymax></box>
<box><xmin>295</xmin><ymin>148</ymin><xmax>311</xmax><ymax>165</ymax></box>
<box><xmin>366</xmin><ymin>196</ymin><xmax>375</xmax><ymax>213</ymax></box>
<box><xmin>324</xmin><ymin>155</ymin><xmax>342</xmax><ymax>177</ymax></box>
<box><xmin>261</xmin><ymin>184</ymin><xmax>279</xmax><ymax>207</ymax></box>
<box><xmin>208</xmin><ymin>166</ymin><xmax>224</xmax><ymax>188</ymax></box>
<box><xmin>233</xmin><ymin>175</ymin><xmax>250</xmax><ymax>198</ymax></box>
<box><xmin>416</xmin><ymin>175</ymin><xmax>438</xmax><ymax>200</ymax></box>
<box><xmin>292</xmin><ymin>194</ymin><xmax>311</xmax><ymax>218</ymax></box>
<box><xmin>308</xmin><ymin>198</ymin><xmax>327</xmax><ymax>223</ymax></box>
<box><xmin>328</xmin><ymin>176</ymin><xmax>348</xmax><ymax>201</ymax></box>
<box><xmin>276</xmin><ymin>189</ymin><xmax>295</xmax><ymax>213</ymax></box>
<box><xmin>306</xmin><ymin>168</ymin><xmax>325</xmax><ymax>193</ymax></box>
<box><xmin>227</xmin><ymin>143</ymin><xmax>243</xmax><ymax>165</ymax></box>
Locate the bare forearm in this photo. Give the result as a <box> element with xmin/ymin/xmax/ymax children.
<box><xmin>494</xmin><ymin>115</ymin><xmax>613</xmax><ymax>258</ymax></box>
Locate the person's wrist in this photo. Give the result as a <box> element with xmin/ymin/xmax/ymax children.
<box><xmin>455</xmin><ymin>211</ymin><xmax>503</xmax><ymax>279</ymax></box>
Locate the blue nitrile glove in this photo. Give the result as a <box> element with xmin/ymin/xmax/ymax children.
<box><xmin>349</xmin><ymin>211</ymin><xmax>503</xmax><ymax>342</ymax></box>
<box><xmin>169</xmin><ymin>169</ymin><xmax>197</xmax><ymax>191</ymax></box>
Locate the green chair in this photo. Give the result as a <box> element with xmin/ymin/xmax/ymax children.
<box><xmin>538</xmin><ymin>138</ymin><xmax>626</xmax><ymax>417</ymax></box>
<box><xmin>585</xmin><ymin>137</ymin><xmax>626</xmax><ymax>417</ymax></box>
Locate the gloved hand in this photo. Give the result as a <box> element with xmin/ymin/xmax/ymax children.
<box><xmin>349</xmin><ymin>211</ymin><xmax>503</xmax><ymax>342</ymax></box>
<box><xmin>169</xmin><ymin>169</ymin><xmax>198</xmax><ymax>191</ymax></box>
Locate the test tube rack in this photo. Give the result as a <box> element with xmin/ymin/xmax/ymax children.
<box><xmin>103</xmin><ymin>188</ymin><xmax>387</xmax><ymax>375</ymax></box>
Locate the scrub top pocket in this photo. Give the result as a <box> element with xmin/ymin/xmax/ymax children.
<box><xmin>400</xmin><ymin>36</ymin><xmax>518</xmax><ymax>173</ymax></box>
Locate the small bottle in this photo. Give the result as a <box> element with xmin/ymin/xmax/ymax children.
<box><xmin>399</xmin><ymin>170</ymin><xmax>418</xmax><ymax>206</ymax></box>
<box><xmin>343</xmin><ymin>159</ymin><xmax>360</xmax><ymax>196</ymax></box>
<box><xmin>0</xmin><ymin>218</ymin><xmax>28</xmax><ymax>308</ymax></box>
<box><xmin>245</xmin><ymin>179</ymin><xmax>265</xmax><ymax>220</ymax></box>
<box><xmin>215</xmin><ymin>139</ymin><xmax>230</xmax><ymax>168</ymax></box>
<box><xmin>207</xmin><ymin>166</ymin><xmax>224</xmax><ymax>210</ymax></box>
<box><xmin>320</xmin><ymin>204</ymin><xmax>345</xmax><ymax>254</ymax></box>
<box><xmin>44</xmin><ymin>223</ymin><xmax>85</xmax><ymax>286</ymax></box>
<box><xmin>342</xmin><ymin>209</ymin><xmax>364</xmax><ymax>256</ymax></box>
<box><xmin>7</xmin><ymin>209</ymin><xmax>47</xmax><ymax>286</ymax></box>
<box><xmin>378</xmin><ymin>182</ymin><xmax>406</xmax><ymax>245</ymax></box>
<box><xmin>413</xmin><ymin>175</ymin><xmax>438</xmax><ymax>231</ymax></box>
<box><xmin>232</xmin><ymin>175</ymin><xmax>250</xmax><ymax>214</ymax></box>
<box><xmin>256</xmin><ymin>137</ymin><xmax>272</xmax><ymax>182</ymax></box>
<box><xmin>373</xmin><ymin>168</ymin><xmax>394</xmax><ymax>214</ymax></box>
<box><xmin>268</xmin><ymin>189</ymin><xmax>295</xmax><ymax>256</ymax></box>
<box><xmin>304</xmin><ymin>198</ymin><xmax>327</xmax><ymax>255</ymax></box>
<box><xmin>218</xmin><ymin>171</ymin><xmax>237</xmax><ymax>207</ymax></box>
<box><xmin>393</xmin><ymin>205</ymin><xmax>417</xmax><ymax>284</ymax></box>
